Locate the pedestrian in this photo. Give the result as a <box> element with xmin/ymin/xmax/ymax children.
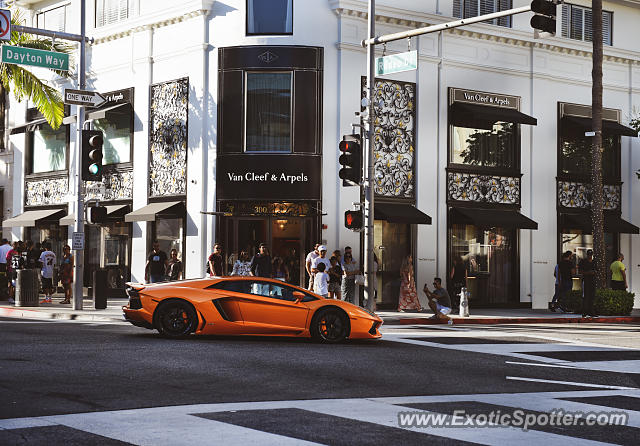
<box><xmin>145</xmin><ymin>240</ymin><xmax>168</xmax><ymax>284</ymax></box>
<box><xmin>38</xmin><ymin>242</ymin><xmax>56</xmax><ymax>303</ymax></box>
<box><xmin>25</xmin><ymin>240</ymin><xmax>40</xmax><ymax>269</ymax></box>
<box><xmin>207</xmin><ymin>243</ymin><xmax>224</xmax><ymax>276</ymax></box>
<box><xmin>250</xmin><ymin>243</ymin><xmax>272</xmax><ymax>278</ymax></box>
<box><xmin>341</xmin><ymin>251</ymin><xmax>359</xmax><ymax>304</ymax></box>
<box><xmin>311</xmin><ymin>245</ymin><xmax>330</xmax><ymax>282</ymax></box>
<box><xmin>231</xmin><ymin>251</ymin><xmax>252</xmax><ymax>276</ymax></box>
<box><xmin>398</xmin><ymin>254</ymin><xmax>422</xmax><ymax>312</ymax></box>
<box><xmin>7</xmin><ymin>242</ymin><xmax>25</xmax><ymax>304</ymax></box>
<box><xmin>579</xmin><ymin>249</ymin><xmax>597</xmax><ymax>318</ymax></box>
<box><xmin>305</xmin><ymin>243</ymin><xmax>320</xmax><ymax>290</ymax></box>
<box><xmin>59</xmin><ymin>245</ymin><xmax>74</xmax><ymax>304</ymax></box>
<box><xmin>328</xmin><ymin>255</ymin><xmax>343</xmax><ymax>299</ymax></box>
<box><xmin>552</xmin><ymin>251</ymin><xmax>575</xmax><ymax>312</ymax></box>
<box><xmin>166</xmin><ymin>249</ymin><xmax>183</xmax><ymax>281</ymax></box>
<box><xmin>313</xmin><ymin>262</ymin><xmax>329</xmax><ymax>298</ymax></box>
<box><xmin>450</xmin><ymin>255</ymin><xmax>467</xmax><ymax>309</ymax></box>
<box><xmin>0</xmin><ymin>238</ymin><xmax>11</xmax><ymax>299</ymax></box>
<box><xmin>341</xmin><ymin>246</ymin><xmax>354</xmax><ymax>268</ymax></box>
<box><xmin>423</xmin><ymin>278</ymin><xmax>453</xmax><ymax>322</ymax></box>
<box><xmin>332</xmin><ymin>250</ymin><xmax>342</xmax><ymax>266</ymax></box>
<box><xmin>272</xmin><ymin>256</ymin><xmax>289</xmax><ymax>281</ymax></box>
<box><xmin>610</xmin><ymin>253</ymin><xmax>627</xmax><ymax>291</ymax></box>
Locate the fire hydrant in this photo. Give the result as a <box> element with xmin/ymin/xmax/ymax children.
<box><xmin>459</xmin><ymin>287</ymin><xmax>470</xmax><ymax>317</ymax></box>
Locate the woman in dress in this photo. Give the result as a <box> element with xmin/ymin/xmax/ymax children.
<box><xmin>397</xmin><ymin>254</ymin><xmax>422</xmax><ymax>312</ymax></box>
<box><xmin>59</xmin><ymin>245</ymin><xmax>74</xmax><ymax>304</ymax></box>
<box><xmin>231</xmin><ymin>251</ymin><xmax>252</xmax><ymax>276</ymax></box>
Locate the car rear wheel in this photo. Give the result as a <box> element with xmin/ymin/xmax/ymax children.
<box><xmin>154</xmin><ymin>300</ymin><xmax>198</xmax><ymax>338</ymax></box>
<box><xmin>311</xmin><ymin>308</ymin><xmax>349</xmax><ymax>343</ymax></box>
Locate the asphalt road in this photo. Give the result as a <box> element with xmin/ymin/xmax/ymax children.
<box><xmin>1</xmin><ymin>318</ymin><xmax>639</xmax><ymax>445</ymax></box>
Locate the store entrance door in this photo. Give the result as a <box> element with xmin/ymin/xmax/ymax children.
<box><xmin>222</xmin><ymin>216</ymin><xmax>309</xmax><ymax>287</ymax></box>
<box><xmin>374</xmin><ymin>220</ymin><xmax>412</xmax><ymax>309</ymax></box>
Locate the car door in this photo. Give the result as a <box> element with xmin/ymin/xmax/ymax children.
<box><xmin>236</xmin><ymin>280</ymin><xmax>311</xmax><ymax>334</ymax></box>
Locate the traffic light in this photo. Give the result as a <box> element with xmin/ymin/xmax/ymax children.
<box><xmin>81</xmin><ymin>129</ymin><xmax>104</xmax><ymax>181</ymax></box>
<box><xmin>530</xmin><ymin>0</ymin><xmax>557</xmax><ymax>34</ymax></box>
<box><xmin>338</xmin><ymin>134</ymin><xmax>362</xmax><ymax>186</ymax></box>
<box><xmin>87</xmin><ymin>206</ymin><xmax>107</xmax><ymax>224</ymax></box>
<box><xmin>344</xmin><ymin>210</ymin><xmax>363</xmax><ymax>231</ymax></box>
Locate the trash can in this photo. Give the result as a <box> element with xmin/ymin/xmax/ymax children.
<box><xmin>15</xmin><ymin>269</ymin><xmax>39</xmax><ymax>307</ymax></box>
<box><xmin>93</xmin><ymin>269</ymin><xmax>108</xmax><ymax>309</ymax></box>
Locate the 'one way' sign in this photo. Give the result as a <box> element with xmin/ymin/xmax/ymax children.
<box><xmin>64</xmin><ymin>89</ymin><xmax>107</xmax><ymax>107</ymax></box>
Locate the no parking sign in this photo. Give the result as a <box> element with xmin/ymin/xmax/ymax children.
<box><xmin>0</xmin><ymin>9</ymin><xmax>10</xmax><ymax>41</ymax></box>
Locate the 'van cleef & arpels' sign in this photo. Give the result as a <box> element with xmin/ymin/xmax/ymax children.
<box><xmin>217</xmin><ymin>154</ymin><xmax>321</xmax><ymax>200</ymax></box>
<box><xmin>450</xmin><ymin>88</ymin><xmax>520</xmax><ymax>110</ymax></box>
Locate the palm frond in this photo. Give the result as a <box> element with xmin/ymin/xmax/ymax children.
<box><xmin>6</xmin><ymin>64</ymin><xmax>64</xmax><ymax>129</ymax></box>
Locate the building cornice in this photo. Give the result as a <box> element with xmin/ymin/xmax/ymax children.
<box><xmin>332</xmin><ymin>3</ymin><xmax>640</xmax><ymax>66</ymax></box>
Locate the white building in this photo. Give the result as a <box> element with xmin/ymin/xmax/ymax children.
<box><xmin>2</xmin><ymin>0</ymin><xmax>639</xmax><ymax>309</ymax></box>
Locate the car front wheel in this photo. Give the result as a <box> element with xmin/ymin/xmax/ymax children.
<box><xmin>154</xmin><ymin>300</ymin><xmax>198</xmax><ymax>338</ymax></box>
<box><xmin>311</xmin><ymin>308</ymin><xmax>349</xmax><ymax>343</ymax></box>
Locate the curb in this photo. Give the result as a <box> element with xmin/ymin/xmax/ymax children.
<box><xmin>0</xmin><ymin>306</ymin><xmax>124</xmax><ymax>323</ymax></box>
<box><xmin>382</xmin><ymin>316</ymin><xmax>640</xmax><ymax>325</ymax></box>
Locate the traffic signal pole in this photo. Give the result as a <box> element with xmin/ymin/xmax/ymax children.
<box><xmin>73</xmin><ymin>0</ymin><xmax>87</xmax><ymax>310</ymax></box>
<box><xmin>360</xmin><ymin>1</ymin><xmax>551</xmax><ymax>311</ymax></box>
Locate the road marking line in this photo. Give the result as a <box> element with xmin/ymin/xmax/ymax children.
<box><xmin>505</xmin><ymin>376</ymin><xmax>639</xmax><ymax>390</ymax></box>
<box><xmin>505</xmin><ymin>361</ymin><xmax>579</xmax><ymax>369</ymax></box>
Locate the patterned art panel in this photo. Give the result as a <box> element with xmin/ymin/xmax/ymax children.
<box><xmin>25</xmin><ymin>177</ymin><xmax>68</xmax><ymax>207</ymax></box>
<box><xmin>447</xmin><ymin>172</ymin><xmax>520</xmax><ymax>205</ymax></box>
<box><xmin>149</xmin><ymin>78</ymin><xmax>188</xmax><ymax>197</ymax></box>
<box><xmin>362</xmin><ymin>77</ymin><xmax>415</xmax><ymax>199</ymax></box>
<box><xmin>557</xmin><ymin>180</ymin><xmax>620</xmax><ymax>210</ymax></box>
<box><xmin>85</xmin><ymin>169</ymin><xmax>133</xmax><ymax>201</ymax></box>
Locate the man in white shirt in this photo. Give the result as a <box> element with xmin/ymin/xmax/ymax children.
<box><xmin>0</xmin><ymin>239</ymin><xmax>13</xmax><ymax>299</ymax></box>
<box><xmin>305</xmin><ymin>243</ymin><xmax>320</xmax><ymax>290</ymax></box>
<box><xmin>311</xmin><ymin>246</ymin><xmax>331</xmax><ymax>283</ymax></box>
<box><xmin>38</xmin><ymin>243</ymin><xmax>57</xmax><ymax>303</ymax></box>
<box><xmin>0</xmin><ymin>239</ymin><xmax>12</xmax><ymax>265</ymax></box>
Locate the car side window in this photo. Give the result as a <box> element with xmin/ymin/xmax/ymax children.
<box><xmin>208</xmin><ymin>280</ymin><xmax>251</xmax><ymax>294</ymax></box>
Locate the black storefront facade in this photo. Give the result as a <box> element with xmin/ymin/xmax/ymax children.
<box><xmin>556</xmin><ymin>102</ymin><xmax>639</xmax><ymax>286</ymax></box>
<box><xmin>216</xmin><ymin>46</ymin><xmax>323</xmax><ymax>287</ymax></box>
<box><xmin>447</xmin><ymin>88</ymin><xmax>538</xmax><ymax>307</ymax></box>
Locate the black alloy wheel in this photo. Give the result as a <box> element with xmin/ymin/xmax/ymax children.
<box><xmin>155</xmin><ymin>300</ymin><xmax>198</xmax><ymax>338</ymax></box>
<box><xmin>311</xmin><ymin>308</ymin><xmax>349</xmax><ymax>343</ymax></box>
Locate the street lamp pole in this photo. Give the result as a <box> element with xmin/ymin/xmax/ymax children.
<box><xmin>72</xmin><ymin>0</ymin><xmax>86</xmax><ymax>310</ymax></box>
<box><xmin>364</xmin><ymin>0</ymin><xmax>376</xmax><ymax>310</ymax></box>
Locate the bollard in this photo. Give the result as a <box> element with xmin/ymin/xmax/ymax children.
<box><xmin>15</xmin><ymin>269</ymin><xmax>39</xmax><ymax>307</ymax></box>
<box><xmin>459</xmin><ymin>287</ymin><xmax>470</xmax><ymax>317</ymax></box>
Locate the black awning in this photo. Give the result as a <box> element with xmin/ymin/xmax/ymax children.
<box><xmin>560</xmin><ymin>212</ymin><xmax>639</xmax><ymax>234</ymax></box>
<box><xmin>450</xmin><ymin>102</ymin><xmax>538</xmax><ymax>128</ymax></box>
<box><xmin>450</xmin><ymin>207</ymin><xmax>538</xmax><ymax>229</ymax></box>
<box><xmin>86</xmin><ymin>103</ymin><xmax>131</xmax><ymax>121</ymax></box>
<box><xmin>562</xmin><ymin>116</ymin><xmax>638</xmax><ymax>137</ymax></box>
<box><xmin>375</xmin><ymin>203</ymin><xmax>431</xmax><ymax>224</ymax></box>
<box><xmin>9</xmin><ymin>118</ymin><xmax>48</xmax><ymax>135</ymax></box>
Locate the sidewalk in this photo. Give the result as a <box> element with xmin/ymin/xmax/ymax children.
<box><xmin>378</xmin><ymin>308</ymin><xmax>640</xmax><ymax>325</ymax></box>
<box><xmin>0</xmin><ymin>294</ymin><xmax>126</xmax><ymax>323</ymax></box>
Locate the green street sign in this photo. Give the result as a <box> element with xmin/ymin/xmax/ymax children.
<box><xmin>1</xmin><ymin>45</ymin><xmax>69</xmax><ymax>71</ymax></box>
<box><xmin>375</xmin><ymin>50</ymin><xmax>417</xmax><ymax>76</ymax></box>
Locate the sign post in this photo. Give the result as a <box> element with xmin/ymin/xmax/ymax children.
<box><xmin>1</xmin><ymin>45</ymin><xmax>69</xmax><ymax>71</ymax></box>
<box><xmin>375</xmin><ymin>50</ymin><xmax>417</xmax><ymax>76</ymax></box>
<box><xmin>64</xmin><ymin>89</ymin><xmax>106</xmax><ymax>107</ymax></box>
<box><xmin>0</xmin><ymin>9</ymin><xmax>11</xmax><ymax>41</ymax></box>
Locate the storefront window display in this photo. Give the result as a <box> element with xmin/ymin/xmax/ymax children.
<box><xmin>561</xmin><ymin>230</ymin><xmax>616</xmax><ymax>284</ymax></box>
<box><xmin>86</xmin><ymin>222</ymin><xmax>131</xmax><ymax>289</ymax></box>
<box><xmin>94</xmin><ymin>113</ymin><xmax>131</xmax><ymax>165</ymax></box>
<box><xmin>152</xmin><ymin>217</ymin><xmax>184</xmax><ymax>266</ymax></box>
<box><xmin>449</xmin><ymin>223</ymin><xmax>517</xmax><ymax>305</ymax></box>
<box><xmin>245</xmin><ymin>72</ymin><xmax>292</xmax><ymax>152</ymax></box>
<box><xmin>451</xmin><ymin>122</ymin><xmax>517</xmax><ymax>169</ymax></box>
<box><xmin>30</xmin><ymin>124</ymin><xmax>67</xmax><ymax>173</ymax></box>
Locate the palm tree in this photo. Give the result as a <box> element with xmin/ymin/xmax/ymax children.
<box><xmin>591</xmin><ymin>0</ymin><xmax>606</xmax><ymax>288</ymax></box>
<box><xmin>0</xmin><ymin>13</ymin><xmax>73</xmax><ymax>129</ymax></box>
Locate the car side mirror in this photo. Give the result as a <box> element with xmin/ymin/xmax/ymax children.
<box><xmin>293</xmin><ymin>291</ymin><xmax>305</xmax><ymax>303</ymax></box>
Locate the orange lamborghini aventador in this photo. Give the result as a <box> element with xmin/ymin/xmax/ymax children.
<box><xmin>122</xmin><ymin>277</ymin><xmax>382</xmax><ymax>342</ymax></box>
